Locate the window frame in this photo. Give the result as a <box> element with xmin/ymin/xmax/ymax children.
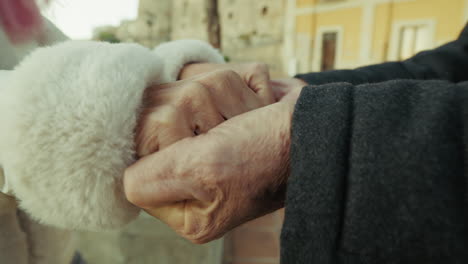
<box><xmin>312</xmin><ymin>25</ymin><xmax>344</xmax><ymax>72</ymax></box>
<box><xmin>388</xmin><ymin>19</ymin><xmax>436</xmax><ymax>61</ymax></box>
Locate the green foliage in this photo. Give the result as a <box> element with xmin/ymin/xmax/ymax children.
<box><xmin>97</xmin><ymin>32</ymin><xmax>121</xmax><ymax>43</ymax></box>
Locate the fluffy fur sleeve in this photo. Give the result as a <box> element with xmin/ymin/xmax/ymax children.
<box><xmin>0</xmin><ymin>41</ymin><xmax>163</xmax><ymax>230</ymax></box>
<box><xmin>153</xmin><ymin>39</ymin><xmax>225</xmax><ymax>82</ymax></box>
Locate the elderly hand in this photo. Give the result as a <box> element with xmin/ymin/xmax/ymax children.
<box><xmin>269</xmin><ymin>78</ymin><xmax>308</xmax><ymax>101</ymax></box>
<box><xmin>179</xmin><ymin>62</ymin><xmax>276</xmax><ymax>105</ymax></box>
<box><xmin>136</xmin><ymin>69</ymin><xmax>268</xmax><ymax>157</ymax></box>
<box><xmin>124</xmin><ymin>98</ymin><xmax>297</xmax><ymax>244</ymax></box>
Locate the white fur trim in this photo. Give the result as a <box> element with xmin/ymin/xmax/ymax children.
<box><xmin>153</xmin><ymin>39</ymin><xmax>225</xmax><ymax>82</ymax></box>
<box><xmin>0</xmin><ymin>41</ymin><xmax>164</xmax><ymax>230</ymax></box>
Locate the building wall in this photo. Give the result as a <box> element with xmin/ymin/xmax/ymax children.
<box><xmin>114</xmin><ymin>0</ymin><xmax>172</xmax><ymax>47</ymax></box>
<box><xmin>289</xmin><ymin>0</ymin><xmax>468</xmax><ymax>74</ymax></box>
<box><xmin>107</xmin><ymin>0</ymin><xmax>287</xmax><ymax>76</ymax></box>
<box><xmin>218</xmin><ymin>0</ymin><xmax>286</xmax><ymax>75</ymax></box>
<box><xmin>171</xmin><ymin>0</ymin><xmax>212</xmax><ymax>42</ymax></box>
<box><xmin>103</xmin><ymin>0</ymin><xmax>467</xmax><ymax>75</ymax></box>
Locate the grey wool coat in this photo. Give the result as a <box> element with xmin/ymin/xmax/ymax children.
<box><xmin>282</xmin><ymin>24</ymin><xmax>468</xmax><ymax>264</ymax></box>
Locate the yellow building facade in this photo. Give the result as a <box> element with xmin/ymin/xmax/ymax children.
<box><xmin>283</xmin><ymin>0</ymin><xmax>468</xmax><ymax>74</ymax></box>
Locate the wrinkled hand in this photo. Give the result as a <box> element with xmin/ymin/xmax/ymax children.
<box><xmin>136</xmin><ymin>69</ymin><xmax>267</xmax><ymax>156</ymax></box>
<box><xmin>179</xmin><ymin>62</ymin><xmax>275</xmax><ymax>105</ymax></box>
<box><xmin>269</xmin><ymin>78</ymin><xmax>308</xmax><ymax>101</ymax></box>
<box><xmin>124</xmin><ymin>101</ymin><xmax>295</xmax><ymax>244</ymax></box>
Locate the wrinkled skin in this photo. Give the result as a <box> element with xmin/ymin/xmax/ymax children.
<box><xmin>179</xmin><ymin>62</ymin><xmax>276</xmax><ymax>105</ymax></box>
<box><xmin>126</xmin><ymin>63</ymin><xmax>307</xmax><ymax>243</ymax></box>
<box><xmin>269</xmin><ymin>77</ymin><xmax>308</xmax><ymax>101</ymax></box>
<box><xmin>125</xmin><ymin>101</ymin><xmax>295</xmax><ymax>244</ymax></box>
<box><xmin>136</xmin><ymin>69</ymin><xmax>272</xmax><ymax>157</ymax></box>
<box><xmin>179</xmin><ymin>62</ymin><xmax>307</xmax><ymax>102</ymax></box>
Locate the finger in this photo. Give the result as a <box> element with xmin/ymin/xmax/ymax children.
<box><xmin>144</xmin><ymin>203</ymin><xmax>186</xmax><ymax>232</ymax></box>
<box><xmin>269</xmin><ymin>79</ymin><xmax>289</xmax><ymax>101</ymax></box>
<box><xmin>136</xmin><ymin>105</ymin><xmax>193</xmax><ymax>157</ymax></box>
<box><xmin>247</xmin><ymin>66</ymin><xmax>275</xmax><ymax>105</ymax></box>
<box><xmin>195</xmin><ymin>70</ymin><xmax>263</xmax><ymax>118</ymax></box>
<box><xmin>269</xmin><ymin>78</ymin><xmax>308</xmax><ymax>101</ymax></box>
<box><xmin>124</xmin><ymin>152</ymin><xmax>193</xmax><ymax>209</ymax></box>
<box><xmin>178</xmin><ymin>81</ymin><xmax>226</xmax><ymax>133</ymax></box>
<box><xmin>236</xmin><ymin>77</ymin><xmax>266</xmax><ymax>112</ymax></box>
<box><xmin>253</xmin><ymin>82</ymin><xmax>276</xmax><ymax>105</ymax></box>
<box><xmin>145</xmin><ymin>202</ymin><xmax>215</xmax><ymax>244</ymax></box>
<box><xmin>179</xmin><ymin>63</ymin><xmax>217</xmax><ymax>80</ymax></box>
<box><xmin>125</xmin><ymin>137</ymin><xmax>216</xmax><ymax>208</ymax></box>
<box><xmin>189</xmin><ymin>89</ymin><xmax>225</xmax><ymax>133</ymax></box>
<box><xmin>126</xmin><ymin>139</ymin><xmax>201</xmax><ymax>209</ymax></box>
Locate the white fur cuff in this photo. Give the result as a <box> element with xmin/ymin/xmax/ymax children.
<box><xmin>153</xmin><ymin>39</ymin><xmax>225</xmax><ymax>82</ymax></box>
<box><xmin>0</xmin><ymin>41</ymin><xmax>163</xmax><ymax>230</ymax></box>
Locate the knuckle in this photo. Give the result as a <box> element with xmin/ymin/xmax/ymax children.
<box><xmin>163</xmin><ymin>105</ymin><xmax>180</xmax><ymax>122</ymax></box>
<box><xmin>196</xmin><ymin>69</ymin><xmax>244</xmax><ymax>93</ymax></box>
<box><xmin>211</xmin><ymin>69</ymin><xmax>241</xmax><ymax>82</ymax></box>
<box><xmin>183</xmin><ymin>82</ymin><xmax>209</xmax><ymax>99</ymax></box>
<box><xmin>178</xmin><ymin>83</ymin><xmax>210</xmax><ymax>109</ymax></box>
<box><xmin>136</xmin><ymin>105</ymin><xmax>182</xmax><ymax>155</ymax></box>
<box><xmin>219</xmin><ymin>69</ymin><xmax>238</xmax><ymax>78</ymax></box>
<box><xmin>149</xmin><ymin>105</ymin><xmax>179</xmax><ymax>127</ymax></box>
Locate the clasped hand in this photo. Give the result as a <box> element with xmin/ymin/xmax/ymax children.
<box><xmin>124</xmin><ymin>63</ymin><xmax>306</xmax><ymax>243</ymax></box>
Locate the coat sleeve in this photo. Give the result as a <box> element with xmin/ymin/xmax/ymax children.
<box><xmin>0</xmin><ymin>41</ymin><xmax>161</xmax><ymax>230</ymax></box>
<box><xmin>281</xmin><ymin>80</ymin><xmax>468</xmax><ymax>263</ymax></box>
<box><xmin>295</xmin><ymin>24</ymin><xmax>468</xmax><ymax>85</ymax></box>
<box><xmin>0</xmin><ymin>39</ymin><xmax>223</xmax><ymax>231</ymax></box>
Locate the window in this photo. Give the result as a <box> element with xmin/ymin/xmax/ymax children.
<box><xmin>388</xmin><ymin>20</ymin><xmax>435</xmax><ymax>61</ymax></box>
<box><xmin>312</xmin><ymin>26</ymin><xmax>342</xmax><ymax>72</ymax></box>
<box><xmin>397</xmin><ymin>25</ymin><xmax>432</xmax><ymax>60</ymax></box>
<box><xmin>320</xmin><ymin>32</ymin><xmax>337</xmax><ymax>71</ymax></box>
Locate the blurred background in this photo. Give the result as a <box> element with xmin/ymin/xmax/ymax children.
<box><xmin>43</xmin><ymin>0</ymin><xmax>467</xmax><ymax>263</ymax></box>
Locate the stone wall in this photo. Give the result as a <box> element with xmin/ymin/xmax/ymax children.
<box><xmin>218</xmin><ymin>0</ymin><xmax>286</xmax><ymax>75</ymax></box>
<box><xmin>111</xmin><ymin>0</ymin><xmax>172</xmax><ymax>47</ymax></box>
<box><xmin>171</xmin><ymin>0</ymin><xmax>210</xmax><ymax>42</ymax></box>
<box><xmin>105</xmin><ymin>0</ymin><xmax>286</xmax><ymax>74</ymax></box>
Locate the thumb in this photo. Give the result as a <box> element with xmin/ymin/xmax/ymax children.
<box><xmin>124</xmin><ymin>136</ymin><xmax>217</xmax><ymax>236</ymax></box>
<box><xmin>124</xmin><ymin>138</ymin><xmax>201</xmax><ymax>209</ymax></box>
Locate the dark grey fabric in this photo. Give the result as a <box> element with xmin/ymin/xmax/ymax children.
<box><xmin>281</xmin><ymin>80</ymin><xmax>468</xmax><ymax>263</ymax></box>
<box><xmin>295</xmin><ymin>24</ymin><xmax>468</xmax><ymax>86</ymax></box>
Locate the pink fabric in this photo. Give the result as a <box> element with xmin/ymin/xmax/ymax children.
<box><xmin>0</xmin><ymin>0</ymin><xmax>43</xmax><ymax>44</ymax></box>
